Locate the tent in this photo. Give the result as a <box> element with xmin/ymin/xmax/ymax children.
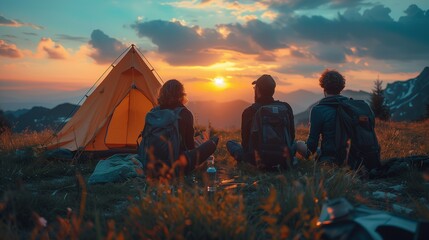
<box><xmin>48</xmin><ymin>45</ymin><xmax>162</xmax><ymax>152</ymax></box>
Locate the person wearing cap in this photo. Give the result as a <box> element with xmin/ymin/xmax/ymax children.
<box><xmin>226</xmin><ymin>74</ymin><xmax>295</xmax><ymax>166</ymax></box>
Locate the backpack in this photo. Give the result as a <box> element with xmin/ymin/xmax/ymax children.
<box><xmin>137</xmin><ymin>106</ymin><xmax>184</xmax><ymax>169</ymax></box>
<box><xmin>250</xmin><ymin>102</ymin><xmax>294</xmax><ymax>170</ymax></box>
<box><xmin>320</xmin><ymin>98</ymin><xmax>381</xmax><ymax>170</ymax></box>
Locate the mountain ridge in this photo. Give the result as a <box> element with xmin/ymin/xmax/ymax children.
<box><xmin>4</xmin><ymin>67</ymin><xmax>428</xmax><ymax>131</ymax></box>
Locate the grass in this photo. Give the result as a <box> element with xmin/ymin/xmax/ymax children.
<box><xmin>0</xmin><ymin>120</ymin><xmax>429</xmax><ymax>239</ymax></box>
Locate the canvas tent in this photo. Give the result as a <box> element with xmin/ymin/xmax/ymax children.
<box><xmin>48</xmin><ymin>45</ymin><xmax>162</xmax><ymax>151</ymax></box>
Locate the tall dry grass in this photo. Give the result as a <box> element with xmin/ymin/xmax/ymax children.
<box><xmin>0</xmin><ymin>129</ymin><xmax>53</xmax><ymax>153</ymax></box>
<box><xmin>0</xmin><ymin>120</ymin><xmax>428</xmax><ymax>239</ymax></box>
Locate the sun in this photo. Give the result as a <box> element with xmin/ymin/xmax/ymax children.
<box><xmin>213</xmin><ymin>76</ymin><xmax>227</xmax><ymax>88</ymax></box>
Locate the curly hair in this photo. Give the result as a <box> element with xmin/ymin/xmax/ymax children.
<box><xmin>319</xmin><ymin>69</ymin><xmax>346</xmax><ymax>95</ymax></box>
<box><xmin>157</xmin><ymin>79</ymin><xmax>186</xmax><ymax>107</ymax></box>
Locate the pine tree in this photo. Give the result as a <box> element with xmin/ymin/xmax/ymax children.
<box><xmin>426</xmin><ymin>103</ymin><xmax>429</xmax><ymax>119</ymax></box>
<box><xmin>370</xmin><ymin>79</ymin><xmax>390</xmax><ymax>121</ymax></box>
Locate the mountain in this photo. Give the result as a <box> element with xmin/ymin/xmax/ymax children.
<box><xmin>6</xmin><ymin>103</ymin><xmax>79</xmax><ymax>132</ymax></box>
<box><xmin>187</xmin><ymin>100</ymin><xmax>250</xmax><ymax>129</ymax></box>
<box><xmin>385</xmin><ymin>67</ymin><xmax>429</xmax><ymax>121</ymax></box>
<box><xmin>275</xmin><ymin>89</ymin><xmax>322</xmax><ymax>114</ymax></box>
<box><xmin>294</xmin><ymin>89</ymin><xmax>371</xmax><ymax>126</ymax></box>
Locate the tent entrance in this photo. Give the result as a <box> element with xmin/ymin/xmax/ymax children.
<box><xmin>105</xmin><ymin>88</ymin><xmax>152</xmax><ymax>148</ymax></box>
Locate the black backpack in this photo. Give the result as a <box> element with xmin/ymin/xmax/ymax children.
<box><xmin>137</xmin><ymin>106</ymin><xmax>184</xmax><ymax>170</ymax></box>
<box><xmin>320</xmin><ymin>98</ymin><xmax>381</xmax><ymax>170</ymax></box>
<box><xmin>250</xmin><ymin>102</ymin><xmax>294</xmax><ymax>170</ymax></box>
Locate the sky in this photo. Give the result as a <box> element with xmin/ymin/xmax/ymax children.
<box><xmin>0</xmin><ymin>0</ymin><xmax>428</xmax><ymax>110</ymax></box>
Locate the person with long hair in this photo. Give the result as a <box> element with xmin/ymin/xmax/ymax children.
<box><xmin>140</xmin><ymin>79</ymin><xmax>218</xmax><ymax>178</ymax></box>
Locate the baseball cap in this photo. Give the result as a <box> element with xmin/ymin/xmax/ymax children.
<box><xmin>252</xmin><ymin>74</ymin><xmax>276</xmax><ymax>96</ymax></box>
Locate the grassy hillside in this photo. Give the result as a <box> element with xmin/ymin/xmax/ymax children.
<box><xmin>0</xmin><ymin>120</ymin><xmax>428</xmax><ymax>239</ymax></box>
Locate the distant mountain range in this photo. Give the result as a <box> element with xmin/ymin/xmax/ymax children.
<box><xmin>3</xmin><ymin>67</ymin><xmax>428</xmax><ymax>132</ymax></box>
<box><xmin>4</xmin><ymin>103</ymin><xmax>79</xmax><ymax>132</ymax></box>
<box><xmin>293</xmin><ymin>89</ymin><xmax>372</xmax><ymax>126</ymax></box>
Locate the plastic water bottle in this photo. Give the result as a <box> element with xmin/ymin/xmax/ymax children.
<box><xmin>206</xmin><ymin>155</ymin><xmax>217</xmax><ymax>197</ymax></box>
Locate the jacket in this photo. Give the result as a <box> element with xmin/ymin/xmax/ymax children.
<box><xmin>306</xmin><ymin>95</ymin><xmax>349</xmax><ymax>157</ymax></box>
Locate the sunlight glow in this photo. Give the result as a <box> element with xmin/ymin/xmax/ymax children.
<box><xmin>213</xmin><ymin>76</ymin><xmax>227</xmax><ymax>88</ymax></box>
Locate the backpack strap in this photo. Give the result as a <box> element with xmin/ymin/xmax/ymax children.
<box><xmin>172</xmin><ymin>106</ymin><xmax>186</xmax><ymax>151</ymax></box>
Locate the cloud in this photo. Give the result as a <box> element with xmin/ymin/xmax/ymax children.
<box><xmin>0</xmin><ymin>40</ymin><xmax>24</xmax><ymax>58</ymax></box>
<box><xmin>23</xmin><ymin>32</ymin><xmax>38</xmax><ymax>36</ymax></box>
<box><xmin>131</xmin><ymin>4</ymin><xmax>429</xmax><ymax>70</ymax></box>
<box><xmin>0</xmin><ymin>15</ymin><xmax>43</xmax><ymax>29</ymax></box>
<box><xmin>312</xmin><ymin>44</ymin><xmax>347</xmax><ymax>63</ymax></box>
<box><xmin>222</xmin><ymin>19</ymin><xmax>288</xmax><ymax>50</ymax></box>
<box><xmin>131</xmin><ymin>19</ymin><xmax>287</xmax><ymax>65</ymax></box>
<box><xmin>56</xmin><ymin>34</ymin><xmax>87</xmax><ymax>43</ymax></box>
<box><xmin>131</xmin><ymin>20</ymin><xmax>224</xmax><ymax>65</ymax></box>
<box><xmin>2</xmin><ymin>34</ymin><xmax>17</xmax><ymax>39</ymax></box>
<box><xmin>268</xmin><ymin>0</ymin><xmax>366</xmax><ymax>12</ymax></box>
<box><xmin>88</xmin><ymin>29</ymin><xmax>127</xmax><ymax>64</ymax></box>
<box><xmin>288</xmin><ymin>4</ymin><xmax>429</xmax><ymax>61</ymax></box>
<box><xmin>275</xmin><ymin>63</ymin><xmax>326</xmax><ymax>77</ymax></box>
<box><xmin>37</xmin><ymin>38</ymin><xmax>70</xmax><ymax>59</ymax></box>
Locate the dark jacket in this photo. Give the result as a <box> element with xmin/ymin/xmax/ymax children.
<box><xmin>306</xmin><ymin>95</ymin><xmax>348</xmax><ymax>157</ymax></box>
<box><xmin>241</xmin><ymin>96</ymin><xmax>295</xmax><ymax>153</ymax></box>
<box><xmin>160</xmin><ymin>103</ymin><xmax>195</xmax><ymax>152</ymax></box>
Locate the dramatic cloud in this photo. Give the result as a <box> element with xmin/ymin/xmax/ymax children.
<box><xmin>289</xmin><ymin>4</ymin><xmax>429</xmax><ymax>61</ymax></box>
<box><xmin>131</xmin><ymin>4</ymin><xmax>428</xmax><ymax>70</ymax></box>
<box><xmin>37</xmin><ymin>38</ymin><xmax>70</xmax><ymax>59</ymax></box>
<box><xmin>0</xmin><ymin>15</ymin><xmax>43</xmax><ymax>29</ymax></box>
<box><xmin>56</xmin><ymin>34</ymin><xmax>87</xmax><ymax>43</ymax></box>
<box><xmin>132</xmin><ymin>19</ymin><xmax>288</xmax><ymax>65</ymax></box>
<box><xmin>132</xmin><ymin>20</ymin><xmax>224</xmax><ymax>65</ymax></box>
<box><xmin>88</xmin><ymin>29</ymin><xmax>127</xmax><ymax>64</ymax></box>
<box><xmin>267</xmin><ymin>0</ymin><xmax>367</xmax><ymax>12</ymax></box>
<box><xmin>0</xmin><ymin>40</ymin><xmax>24</xmax><ymax>58</ymax></box>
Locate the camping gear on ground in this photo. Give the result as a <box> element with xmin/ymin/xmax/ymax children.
<box><xmin>88</xmin><ymin>154</ymin><xmax>143</xmax><ymax>184</ymax></box>
<box><xmin>250</xmin><ymin>102</ymin><xmax>294</xmax><ymax>170</ymax></box>
<box><xmin>318</xmin><ymin>198</ymin><xmax>429</xmax><ymax>240</ymax></box>
<box><xmin>319</xmin><ymin>98</ymin><xmax>381</xmax><ymax>170</ymax></box>
<box><xmin>47</xmin><ymin>45</ymin><xmax>162</xmax><ymax>154</ymax></box>
<box><xmin>138</xmin><ymin>106</ymin><xmax>183</xmax><ymax>169</ymax></box>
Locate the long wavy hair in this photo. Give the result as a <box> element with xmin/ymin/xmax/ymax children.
<box><xmin>157</xmin><ymin>79</ymin><xmax>187</xmax><ymax>107</ymax></box>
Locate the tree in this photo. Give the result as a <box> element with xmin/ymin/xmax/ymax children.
<box><xmin>370</xmin><ymin>79</ymin><xmax>390</xmax><ymax>121</ymax></box>
<box><xmin>426</xmin><ymin>103</ymin><xmax>429</xmax><ymax>119</ymax></box>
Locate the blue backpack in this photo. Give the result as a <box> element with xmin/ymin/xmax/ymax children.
<box><xmin>137</xmin><ymin>106</ymin><xmax>184</xmax><ymax>169</ymax></box>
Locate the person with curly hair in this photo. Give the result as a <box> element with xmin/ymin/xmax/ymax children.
<box><xmin>304</xmin><ymin>69</ymin><xmax>349</xmax><ymax>163</ymax></box>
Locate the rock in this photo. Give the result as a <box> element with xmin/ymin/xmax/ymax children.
<box><xmin>392</xmin><ymin>204</ymin><xmax>413</xmax><ymax>214</ymax></box>
<box><xmin>389</xmin><ymin>184</ymin><xmax>405</xmax><ymax>192</ymax></box>
<box><xmin>372</xmin><ymin>191</ymin><xmax>397</xmax><ymax>200</ymax></box>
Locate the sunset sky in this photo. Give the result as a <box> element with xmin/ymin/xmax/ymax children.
<box><xmin>1</xmin><ymin>0</ymin><xmax>428</xmax><ymax>110</ymax></box>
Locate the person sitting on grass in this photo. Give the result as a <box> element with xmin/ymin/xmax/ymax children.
<box><xmin>226</xmin><ymin>74</ymin><xmax>297</xmax><ymax>171</ymax></box>
<box><xmin>304</xmin><ymin>69</ymin><xmax>381</xmax><ymax>170</ymax></box>
<box><xmin>139</xmin><ymin>79</ymin><xmax>219</xmax><ymax>179</ymax></box>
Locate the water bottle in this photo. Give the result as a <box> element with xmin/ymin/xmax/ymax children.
<box><xmin>206</xmin><ymin>155</ymin><xmax>217</xmax><ymax>197</ymax></box>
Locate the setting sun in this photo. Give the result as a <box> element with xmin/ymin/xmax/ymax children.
<box><xmin>213</xmin><ymin>76</ymin><xmax>227</xmax><ymax>88</ymax></box>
